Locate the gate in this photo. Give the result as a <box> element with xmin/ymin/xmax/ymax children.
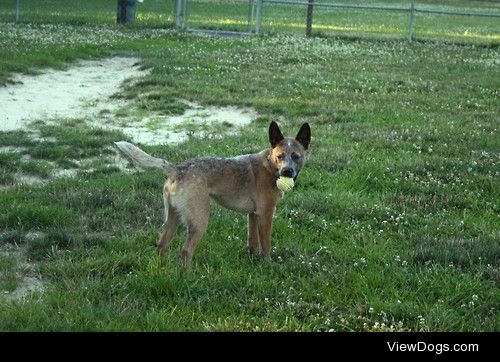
<box><xmin>174</xmin><ymin>0</ymin><xmax>263</xmax><ymax>36</ymax></box>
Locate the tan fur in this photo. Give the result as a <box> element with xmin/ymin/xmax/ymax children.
<box><xmin>115</xmin><ymin>122</ymin><xmax>311</xmax><ymax>266</ymax></box>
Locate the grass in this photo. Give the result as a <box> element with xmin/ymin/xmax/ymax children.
<box><xmin>0</xmin><ymin>2</ymin><xmax>499</xmax><ymax>331</ymax></box>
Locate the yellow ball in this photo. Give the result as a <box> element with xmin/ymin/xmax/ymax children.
<box><xmin>276</xmin><ymin>176</ymin><xmax>294</xmax><ymax>192</ymax></box>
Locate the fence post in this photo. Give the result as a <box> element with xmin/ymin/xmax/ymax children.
<box><xmin>255</xmin><ymin>0</ymin><xmax>263</xmax><ymax>34</ymax></box>
<box><xmin>174</xmin><ymin>0</ymin><xmax>180</xmax><ymax>28</ymax></box>
<box><xmin>175</xmin><ymin>0</ymin><xmax>188</xmax><ymax>30</ymax></box>
<box><xmin>248</xmin><ymin>0</ymin><xmax>255</xmax><ymax>32</ymax></box>
<box><xmin>117</xmin><ymin>0</ymin><xmax>126</xmax><ymax>24</ymax></box>
<box><xmin>306</xmin><ymin>0</ymin><xmax>314</xmax><ymax>37</ymax></box>
<box><xmin>15</xmin><ymin>0</ymin><xmax>20</xmax><ymax>23</ymax></box>
<box><xmin>408</xmin><ymin>0</ymin><xmax>416</xmax><ymax>42</ymax></box>
<box><xmin>182</xmin><ymin>0</ymin><xmax>188</xmax><ymax>29</ymax></box>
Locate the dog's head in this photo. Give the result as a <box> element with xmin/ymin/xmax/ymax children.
<box><xmin>268</xmin><ymin>121</ymin><xmax>311</xmax><ymax>181</ymax></box>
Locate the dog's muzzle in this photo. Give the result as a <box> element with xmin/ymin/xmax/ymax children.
<box><xmin>281</xmin><ymin>168</ymin><xmax>294</xmax><ymax>178</ymax></box>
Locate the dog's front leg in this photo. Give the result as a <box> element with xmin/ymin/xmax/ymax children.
<box><xmin>257</xmin><ymin>207</ymin><xmax>275</xmax><ymax>260</ymax></box>
<box><xmin>247</xmin><ymin>213</ymin><xmax>260</xmax><ymax>256</ymax></box>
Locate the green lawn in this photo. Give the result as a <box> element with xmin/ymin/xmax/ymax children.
<box><xmin>0</xmin><ymin>1</ymin><xmax>498</xmax><ymax>331</ymax></box>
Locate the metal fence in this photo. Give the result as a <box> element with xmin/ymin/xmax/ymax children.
<box><xmin>173</xmin><ymin>0</ymin><xmax>500</xmax><ymax>42</ymax></box>
<box><xmin>259</xmin><ymin>0</ymin><xmax>500</xmax><ymax>40</ymax></box>
<box><xmin>1</xmin><ymin>0</ymin><xmax>499</xmax><ymax>42</ymax></box>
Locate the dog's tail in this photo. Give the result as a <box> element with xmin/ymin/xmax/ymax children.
<box><xmin>114</xmin><ymin>141</ymin><xmax>174</xmax><ymax>175</ymax></box>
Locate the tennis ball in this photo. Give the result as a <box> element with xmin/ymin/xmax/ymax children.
<box><xmin>276</xmin><ymin>176</ymin><xmax>294</xmax><ymax>192</ymax></box>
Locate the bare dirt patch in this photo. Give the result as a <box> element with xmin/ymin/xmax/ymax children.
<box><xmin>0</xmin><ymin>243</ymin><xmax>44</xmax><ymax>302</ymax></box>
<box><xmin>101</xmin><ymin>101</ymin><xmax>259</xmax><ymax>146</ymax></box>
<box><xmin>0</xmin><ymin>57</ymin><xmax>149</xmax><ymax>131</ymax></box>
<box><xmin>0</xmin><ymin>56</ymin><xmax>259</xmax><ymax>146</ymax></box>
<box><xmin>6</xmin><ymin>276</ymin><xmax>44</xmax><ymax>302</ymax></box>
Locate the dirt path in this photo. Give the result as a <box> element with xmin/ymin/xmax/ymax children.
<box><xmin>0</xmin><ymin>57</ymin><xmax>149</xmax><ymax>132</ymax></box>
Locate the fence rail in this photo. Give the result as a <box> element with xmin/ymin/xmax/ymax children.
<box><xmin>264</xmin><ymin>0</ymin><xmax>500</xmax><ymax>17</ymax></box>
<box><xmin>264</xmin><ymin>0</ymin><xmax>408</xmax><ymax>12</ymax></box>
<box><xmin>261</xmin><ymin>0</ymin><xmax>500</xmax><ymax>40</ymax></box>
<box><xmin>415</xmin><ymin>8</ymin><xmax>500</xmax><ymax>18</ymax></box>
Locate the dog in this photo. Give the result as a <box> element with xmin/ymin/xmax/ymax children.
<box><xmin>115</xmin><ymin>121</ymin><xmax>311</xmax><ymax>266</ymax></box>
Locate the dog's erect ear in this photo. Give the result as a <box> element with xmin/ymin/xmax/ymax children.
<box><xmin>269</xmin><ymin>121</ymin><xmax>284</xmax><ymax>148</ymax></box>
<box><xmin>295</xmin><ymin>123</ymin><xmax>311</xmax><ymax>150</ymax></box>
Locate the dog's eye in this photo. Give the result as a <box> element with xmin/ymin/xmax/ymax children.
<box><xmin>291</xmin><ymin>153</ymin><xmax>301</xmax><ymax>161</ymax></box>
<box><xmin>277</xmin><ymin>153</ymin><xmax>285</xmax><ymax>160</ymax></box>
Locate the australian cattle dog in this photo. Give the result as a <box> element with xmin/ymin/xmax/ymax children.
<box><xmin>115</xmin><ymin>121</ymin><xmax>311</xmax><ymax>266</ymax></box>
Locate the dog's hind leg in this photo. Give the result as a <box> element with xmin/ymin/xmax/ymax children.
<box><xmin>179</xmin><ymin>193</ymin><xmax>210</xmax><ymax>267</ymax></box>
<box><xmin>157</xmin><ymin>203</ymin><xmax>180</xmax><ymax>256</ymax></box>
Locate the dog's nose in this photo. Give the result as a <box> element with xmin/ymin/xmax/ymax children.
<box><xmin>281</xmin><ymin>168</ymin><xmax>294</xmax><ymax>178</ymax></box>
